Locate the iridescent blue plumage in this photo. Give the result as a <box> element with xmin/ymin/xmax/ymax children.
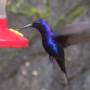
<box><xmin>32</xmin><ymin>19</ymin><xmax>67</xmax><ymax>80</ymax></box>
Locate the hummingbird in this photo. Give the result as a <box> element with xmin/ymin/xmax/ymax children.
<box><xmin>20</xmin><ymin>19</ymin><xmax>68</xmax><ymax>84</ymax></box>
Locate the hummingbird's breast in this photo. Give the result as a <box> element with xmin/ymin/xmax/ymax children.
<box><xmin>42</xmin><ymin>36</ymin><xmax>60</xmax><ymax>57</ymax></box>
<box><xmin>35</xmin><ymin>19</ymin><xmax>62</xmax><ymax>57</ymax></box>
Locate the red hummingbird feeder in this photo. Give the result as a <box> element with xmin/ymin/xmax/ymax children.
<box><xmin>0</xmin><ymin>0</ymin><xmax>29</xmax><ymax>48</ymax></box>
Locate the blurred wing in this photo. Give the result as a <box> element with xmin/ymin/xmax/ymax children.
<box><xmin>54</xmin><ymin>33</ymin><xmax>90</xmax><ymax>48</ymax></box>
<box><xmin>53</xmin><ymin>21</ymin><xmax>90</xmax><ymax>48</ymax></box>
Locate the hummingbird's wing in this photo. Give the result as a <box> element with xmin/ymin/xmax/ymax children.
<box><xmin>53</xmin><ymin>33</ymin><xmax>90</xmax><ymax>48</ymax></box>
<box><xmin>53</xmin><ymin>21</ymin><xmax>90</xmax><ymax>48</ymax></box>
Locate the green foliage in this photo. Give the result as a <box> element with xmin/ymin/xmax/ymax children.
<box><xmin>54</xmin><ymin>2</ymin><xmax>87</xmax><ymax>31</ymax></box>
<box><xmin>66</xmin><ymin>5</ymin><xmax>86</xmax><ymax>22</ymax></box>
<box><xmin>67</xmin><ymin>6</ymin><xmax>85</xmax><ymax>21</ymax></box>
<box><xmin>7</xmin><ymin>3</ymin><xmax>40</xmax><ymax>17</ymax></box>
<box><xmin>7</xmin><ymin>0</ymin><xmax>51</xmax><ymax>21</ymax></box>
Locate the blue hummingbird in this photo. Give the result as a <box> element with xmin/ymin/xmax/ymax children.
<box><xmin>20</xmin><ymin>19</ymin><xmax>68</xmax><ymax>84</ymax></box>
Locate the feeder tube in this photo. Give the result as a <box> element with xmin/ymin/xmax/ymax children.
<box><xmin>0</xmin><ymin>0</ymin><xmax>7</xmax><ymax>18</ymax></box>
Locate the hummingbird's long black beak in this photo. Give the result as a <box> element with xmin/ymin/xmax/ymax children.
<box><xmin>18</xmin><ymin>24</ymin><xmax>32</xmax><ymax>31</ymax></box>
<box><xmin>20</xmin><ymin>24</ymin><xmax>32</xmax><ymax>29</ymax></box>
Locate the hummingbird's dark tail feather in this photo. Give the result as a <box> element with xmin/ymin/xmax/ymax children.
<box><xmin>56</xmin><ymin>58</ymin><xmax>68</xmax><ymax>85</ymax></box>
<box><xmin>56</xmin><ymin>58</ymin><xmax>66</xmax><ymax>74</ymax></box>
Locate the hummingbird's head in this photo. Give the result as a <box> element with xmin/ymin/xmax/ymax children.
<box><xmin>19</xmin><ymin>19</ymin><xmax>52</xmax><ymax>35</ymax></box>
<box><xmin>31</xmin><ymin>19</ymin><xmax>52</xmax><ymax>35</ymax></box>
<box><xmin>31</xmin><ymin>19</ymin><xmax>49</xmax><ymax>30</ymax></box>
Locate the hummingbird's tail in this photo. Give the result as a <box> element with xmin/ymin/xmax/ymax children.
<box><xmin>56</xmin><ymin>58</ymin><xmax>68</xmax><ymax>85</ymax></box>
